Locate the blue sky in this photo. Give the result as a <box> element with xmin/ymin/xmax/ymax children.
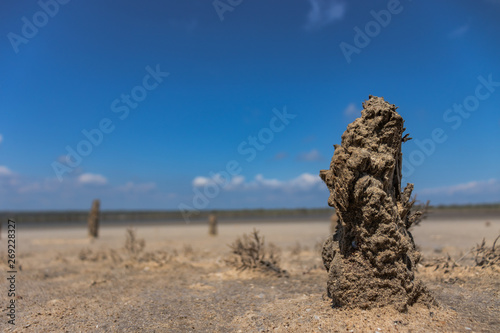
<box><xmin>0</xmin><ymin>0</ymin><xmax>499</xmax><ymax>211</ymax></box>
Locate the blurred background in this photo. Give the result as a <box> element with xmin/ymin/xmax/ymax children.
<box><xmin>1</xmin><ymin>0</ymin><xmax>499</xmax><ymax>212</ymax></box>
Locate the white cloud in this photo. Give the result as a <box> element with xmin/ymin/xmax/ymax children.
<box><xmin>57</xmin><ymin>155</ymin><xmax>68</xmax><ymax>164</ymax></box>
<box><xmin>0</xmin><ymin>165</ymin><xmax>13</xmax><ymax>176</ymax></box>
<box><xmin>0</xmin><ymin>134</ymin><xmax>3</xmax><ymax>144</ymax></box>
<box><xmin>192</xmin><ymin>176</ymin><xmax>211</xmax><ymax>187</ymax></box>
<box><xmin>288</xmin><ymin>173</ymin><xmax>322</xmax><ymax>189</ymax></box>
<box><xmin>191</xmin><ymin>172</ymin><xmax>323</xmax><ymax>193</ymax></box>
<box><xmin>17</xmin><ymin>182</ymin><xmax>43</xmax><ymax>194</ymax></box>
<box><xmin>0</xmin><ymin>168</ymin><xmax>176</xmax><ymax>210</ymax></box>
<box><xmin>231</xmin><ymin>175</ymin><xmax>245</xmax><ymax>187</ymax></box>
<box><xmin>254</xmin><ymin>174</ymin><xmax>283</xmax><ymax>188</ymax></box>
<box><xmin>192</xmin><ymin>174</ymin><xmax>244</xmax><ymax>190</ymax></box>
<box><xmin>117</xmin><ymin>181</ymin><xmax>156</xmax><ymax>193</ymax></box>
<box><xmin>343</xmin><ymin>103</ymin><xmax>360</xmax><ymax>117</ymax></box>
<box><xmin>0</xmin><ymin>172</ymin><xmax>60</xmax><ymax>195</ymax></box>
<box><xmin>274</xmin><ymin>152</ymin><xmax>288</xmax><ymax>160</ymax></box>
<box><xmin>448</xmin><ymin>24</ymin><xmax>469</xmax><ymax>39</ymax></box>
<box><xmin>246</xmin><ymin>173</ymin><xmax>323</xmax><ymax>192</ymax></box>
<box><xmin>419</xmin><ymin>179</ymin><xmax>500</xmax><ymax>196</ymax></box>
<box><xmin>305</xmin><ymin>0</ymin><xmax>346</xmax><ymax>31</ymax></box>
<box><xmin>77</xmin><ymin>173</ymin><xmax>108</xmax><ymax>186</ymax></box>
<box><xmin>297</xmin><ymin>149</ymin><xmax>323</xmax><ymax>161</ymax></box>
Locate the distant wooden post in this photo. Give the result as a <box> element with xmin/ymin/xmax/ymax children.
<box><xmin>208</xmin><ymin>213</ymin><xmax>217</xmax><ymax>236</ymax></box>
<box><xmin>88</xmin><ymin>199</ymin><xmax>100</xmax><ymax>238</ymax></box>
<box><xmin>330</xmin><ymin>213</ymin><xmax>338</xmax><ymax>234</ymax></box>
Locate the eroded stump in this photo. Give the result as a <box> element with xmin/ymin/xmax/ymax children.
<box><xmin>208</xmin><ymin>214</ymin><xmax>217</xmax><ymax>236</ymax></box>
<box><xmin>330</xmin><ymin>213</ymin><xmax>338</xmax><ymax>234</ymax></box>
<box><xmin>88</xmin><ymin>199</ymin><xmax>100</xmax><ymax>238</ymax></box>
<box><xmin>319</xmin><ymin>95</ymin><xmax>435</xmax><ymax>311</ymax></box>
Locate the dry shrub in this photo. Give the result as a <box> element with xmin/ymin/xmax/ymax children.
<box><xmin>473</xmin><ymin>235</ymin><xmax>500</xmax><ymax>267</ymax></box>
<box><xmin>290</xmin><ymin>241</ymin><xmax>302</xmax><ymax>256</ymax></box>
<box><xmin>79</xmin><ymin>228</ymin><xmax>173</xmax><ymax>267</ymax></box>
<box><xmin>139</xmin><ymin>251</ymin><xmax>172</xmax><ymax>265</ymax></box>
<box><xmin>226</xmin><ymin>229</ymin><xmax>287</xmax><ymax>277</ymax></box>
<box><xmin>79</xmin><ymin>248</ymin><xmax>123</xmax><ymax>265</ymax></box>
<box><xmin>124</xmin><ymin>228</ymin><xmax>145</xmax><ymax>257</ymax></box>
<box><xmin>183</xmin><ymin>244</ymin><xmax>194</xmax><ymax>256</ymax></box>
<box><xmin>423</xmin><ymin>234</ymin><xmax>500</xmax><ymax>271</ymax></box>
<box><xmin>422</xmin><ymin>253</ymin><xmax>459</xmax><ymax>273</ymax></box>
<box><xmin>409</xmin><ymin>199</ymin><xmax>430</xmax><ymax>229</ymax></box>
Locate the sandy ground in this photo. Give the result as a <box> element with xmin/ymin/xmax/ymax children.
<box><xmin>0</xmin><ymin>216</ymin><xmax>499</xmax><ymax>332</ymax></box>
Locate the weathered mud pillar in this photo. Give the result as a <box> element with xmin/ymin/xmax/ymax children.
<box><xmin>320</xmin><ymin>96</ymin><xmax>434</xmax><ymax>311</ymax></box>
<box><xmin>88</xmin><ymin>199</ymin><xmax>100</xmax><ymax>238</ymax></box>
<box><xmin>208</xmin><ymin>213</ymin><xmax>217</xmax><ymax>236</ymax></box>
<box><xmin>330</xmin><ymin>213</ymin><xmax>338</xmax><ymax>234</ymax></box>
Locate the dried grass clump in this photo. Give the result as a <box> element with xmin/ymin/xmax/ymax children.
<box><xmin>183</xmin><ymin>244</ymin><xmax>194</xmax><ymax>256</ymax></box>
<box><xmin>79</xmin><ymin>228</ymin><xmax>175</xmax><ymax>267</ymax></box>
<box><xmin>422</xmin><ymin>253</ymin><xmax>459</xmax><ymax>273</ymax></box>
<box><xmin>473</xmin><ymin>235</ymin><xmax>500</xmax><ymax>267</ymax></box>
<box><xmin>226</xmin><ymin>229</ymin><xmax>287</xmax><ymax>277</ymax></box>
<box><xmin>409</xmin><ymin>200</ymin><xmax>430</xmax><ymax>229</ymax></box>
<box><xmin>78</xmin><ymin>248</ymin><xmax>123</xmax><ymax>265</ymax></box>
<box><xmin>124</xmin><ymin>228</ymin><xmax>145</xmax><ymax>257</ymax></box>
<box><xmin>423</xmin><ymin>234</ymin><xmax>500</xmax><ymax>271</ymax></box>
<box><xmin>139</xmin><ymin>251</ymin><xmax>172</xmax><ymax>265</ymax></box>
<box><xmin>290</xmin><ymin>241</ymin><xmax>302</xmax><ymax>256</ymax></box>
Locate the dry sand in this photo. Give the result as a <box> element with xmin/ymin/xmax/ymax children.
<box><xmin>1</xmin><ymin>216</ymin><xmax>499</xmax><ymax>332</ymax></box>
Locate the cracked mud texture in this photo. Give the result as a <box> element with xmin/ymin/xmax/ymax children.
<box><xmin>320</xmin><ymin>95</ymin><xmax>435</xmax><ymax>311</ymax></box>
